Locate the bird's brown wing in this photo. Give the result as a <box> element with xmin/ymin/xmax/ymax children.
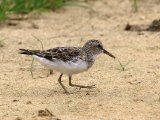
<box><xmin>33</xmin><ymin>47</ymin><xmax>86</xmax><ymax>62</ymax></box>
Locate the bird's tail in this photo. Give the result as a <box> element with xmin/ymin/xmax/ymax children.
<box><xmin>19</xmin><ymin>49</ymin><xmax>38</xmax><ymax>55</ymax></box>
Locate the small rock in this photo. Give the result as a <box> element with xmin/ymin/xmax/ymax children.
<box><xmin>18</xmin><ymin>42</ymin><xmax>22</xmax><ymax>45</ymax></box>
<box><xmin>86</xmin><ymin>92</ymin><xmax>90</xmax><ymax>95</ymax></box>
<box><xmin>31</xmin><ymin>22</ymin><xmax>39</xmax><ymax>29</ymax></box>
<box><xmin>38</xmin><ymin>108</ymin><xmax>54</xmax><ymax>117</ymax></box>
<box><xmin>12</xmin><ymin>99</ymin><xmax>19</xmax><ymax>102</ymax></box>
<box><xmin>55</xmin><ymin>118</ymin><xmax>61</xmax><ymax>120</ymax></box>
<box><xmin>15</xmin><ymin>117</ymin><xmax>22</xmax><ymax>120</ymax></box>
<box><xmin>26</xmin><ymin>101</ymin><xmax>32</xmax><ymax>104</ymax></box>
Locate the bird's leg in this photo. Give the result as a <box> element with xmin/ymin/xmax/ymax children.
<box><xmin>58</xmin><ymin>73</ymin><xmax>69</xmax><ymax>94</ymax></box>
<box><xmin>69</xmin><ymin>76</ymin><xmax>96</xmax><ymax>89</ymax></box>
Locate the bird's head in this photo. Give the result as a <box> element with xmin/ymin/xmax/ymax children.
<box><xmin>83</xmin><ymin>40</ymin><xmax>115</xmax><ymax>59</ymax></box>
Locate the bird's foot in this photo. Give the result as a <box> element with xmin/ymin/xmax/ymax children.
<box><xmin>64</xmin><ymin>91</ymin><xmax>69</xmax><ymax>94</ymax></box>
<box><xmin>78</xmin><ymin>84</ymin><xmax>96</xmax><ymax>90</ymax></box>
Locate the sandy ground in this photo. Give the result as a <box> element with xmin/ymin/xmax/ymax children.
<box><xmin>1</xmin><ymin>0</ymin><xmax>160</xmax><ymax>120</ymax></box>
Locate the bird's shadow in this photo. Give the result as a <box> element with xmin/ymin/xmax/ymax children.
<box><xmin>48</xmin><ymin>87</ymin><xmax>100</xmax><ymax>96</ymax></box>
<box><xmin>9</xmin><ymin>86</ymin><xmax>99</xmax><ymax>98</ymax></box>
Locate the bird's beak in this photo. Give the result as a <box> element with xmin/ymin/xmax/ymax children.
<box><xmin>103</xmin><ymin>49</ymin><xmax>116</xmax><ymax>59</ymax></box>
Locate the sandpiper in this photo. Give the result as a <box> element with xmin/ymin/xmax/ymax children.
<box><xmin>19</xmin><ymin>40</ymin><xmax>115</xmax><ymax>93</ymax></box>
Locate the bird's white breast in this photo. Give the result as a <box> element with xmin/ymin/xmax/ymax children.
<box><xmin>32</xmin><ymin>55</ymin><xmax>88</xmax><ymax>75</ymax></box>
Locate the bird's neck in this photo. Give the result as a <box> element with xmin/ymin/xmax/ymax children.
<box><xmin>83</xmin><ymin>49</ymin><xmax>96</xmax><ymax>69</ymax></box>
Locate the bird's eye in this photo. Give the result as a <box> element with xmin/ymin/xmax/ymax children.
<box><xmin>97</xmin><ymin>44</ymin><xmax>102</xmax><ymax>49</ymax></box>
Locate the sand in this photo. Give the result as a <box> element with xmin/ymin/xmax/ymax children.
<box><xmin>1</xmin><ymin>0</ymin><xmax>160</xmax><ymax>120</ymax></box>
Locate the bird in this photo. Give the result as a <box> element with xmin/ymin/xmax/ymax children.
<box><xmin>19</xmin><ymin>40</ymin><xmax>116</xmax><ymax>93</ymax></box>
